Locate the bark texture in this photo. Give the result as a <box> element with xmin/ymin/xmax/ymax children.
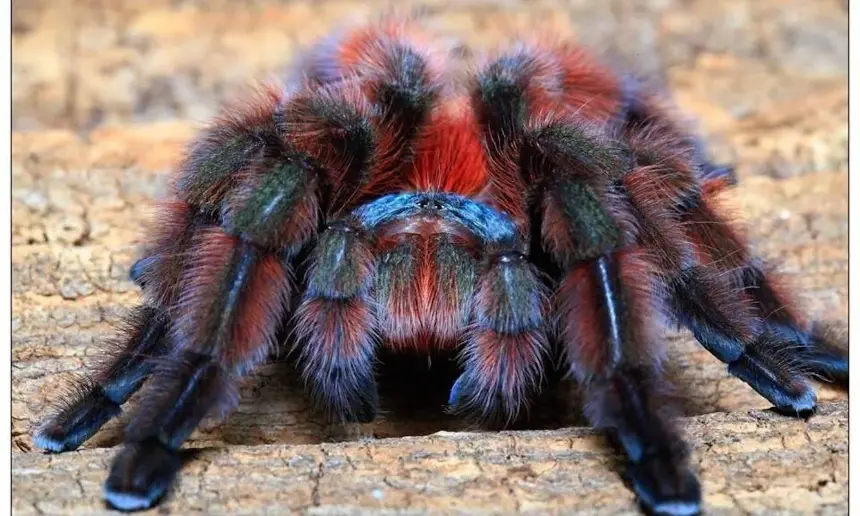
<box><xmin>12</xmin><ymin>402</ymin><xmax>850</xmax><ymax>515</ymax></box>
<box><xmin>12</xmin><ymin>0</ymin><xmax>847</xmax><ymax>514</ymax></box>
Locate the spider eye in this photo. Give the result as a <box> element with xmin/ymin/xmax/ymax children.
<box><xmin>415</xmin><ymin>197</ymin><xmax>445</xmax><ymax>210</ymax></box>
<box><xmin>324</xmin><ymin>221</ymin><xmax>355</xmax><ymax>233</ymax></box>
<box><xmin>497</xmin><ymin>252</ymin><xmax>525</xmax><ymax>264</ymax></box>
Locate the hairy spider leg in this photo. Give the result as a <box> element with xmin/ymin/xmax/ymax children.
<box><xmin>472</xmin><ymin>48</ymin><xmax>702</xmax><ymax>516</ymax></box>
<box><xmin>101</xmin><ymin>80</ymin><xmax>398</xmax><ymax>510</ymax></box>
<box><xmin>681</xmin><ymin>191</ymin><xmax>848</xmax><ymax>387</ymax></box>
<box><xmin>33</xmin><ymin>307</ymin><xmax>168</xmax><ymax>452</ymax></box>
<box><xmin>617</xmin><ymin>86</ymin><xmax>845</xmax><ymax>415</ymax></box>
<box><xmin>449</xmin><ymin>248</ymin><xmax>550</xmax><ymax>426</ymax></box>
<box><xmin>288</xmin><ymin>17</ymin><xmax>444</xmax><ymax>213</ymax></box>
<box><xmin>105</xmin><ymin>226</ymin><xmax>293</xmax><ymax>507</ymax></box>
<box><xmin>79</xmin><ymin>83</ymin><xmax>309</xmax><ymax>510</ymax></box>
<box><xmin>287</xmin><ymin>25</ymin><xmax>450</xmax><ymax>423</ymax></box>
<box><xmin>33</xmin><ymin>200</ymin><xmax>209</xmax><ymax>452</ymax></box>
<box><xmin>105</xmin><ymin>157</ymin><xmax>303</xmax><ymax>510</ymax></box>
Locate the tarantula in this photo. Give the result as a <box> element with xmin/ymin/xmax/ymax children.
<box><xmin>34</xmin><ymin>19</ymin><xmax>847</xmax><ymax>515</ymax></box>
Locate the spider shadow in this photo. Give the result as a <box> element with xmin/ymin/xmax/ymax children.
<box><xmin>218</xmin><ymin>348</ymin><xmax>591</xmax><ymax>446</ymax></box>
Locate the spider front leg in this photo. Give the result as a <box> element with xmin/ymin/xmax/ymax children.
<box><xmin>559</xmin><ymin>249</ymin><xmax>700</xmax><ymax>516</ymax></box>
<box><xmin>294</xmin><ymin>221</ymin><xmax>380</xmax><ymax>423</ymax></box>
<box><xmin>61</xmin><ymin>84</ymin><xmax>317</xmax><ymax>510</ymax></box>
<box><xmin>449</xmin><ymin>249</ymin><xmax>550</xmax><ymax>426</ymax></box>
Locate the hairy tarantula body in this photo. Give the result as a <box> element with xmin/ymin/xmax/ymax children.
<box><xmin>34</xmin><ymin>19</ymin><xmax>847</xmax><ymax>515</ymax></box>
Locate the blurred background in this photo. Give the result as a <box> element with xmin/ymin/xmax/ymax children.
<box><xmin>13</xmin><ymin>0</ymin><xmax>846</xmax><ymax>134</ymax></box>
<box><xmin>12</xmin><ymin>0</ymin><xmax>847</xmax><ymax>471</ymax></box>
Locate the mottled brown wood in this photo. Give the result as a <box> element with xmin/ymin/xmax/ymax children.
<box><xmin>12</xmin><ymin>402</ymin><xmax>849</xmax><ymax>515</ymax></box>
<box><xmin>12</xmin><ymin>0</ymin><xmax>847</xmax><ymax>513</ymax></box>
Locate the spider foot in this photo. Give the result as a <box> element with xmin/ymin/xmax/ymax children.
<box><xmin>310</xmin><ymin>366</ymin><xmax>380</xmax><ymax>424</ymax></box>
<box><xmin>128</xmin><ymin>257</ymin><xmax>156</xmax><ymax>287</ymax></box>
<box><xmin>728</xmin><ymin>353</ymin><xmax>818</xmax><ymax>419</ymax></box>
<box><xmin>627</xmin><ymin>453</ymin><xmax>702</xmax><ymax>516</ymax></box>
<box><xmin>104</xmin><ymin>438</ymin><xmax>181</xmax><ymax>512</ymax></box>
<box><xmin>447</xmin><ymin>373</ymin><xmax>473</xmax><ymax>413</ymax></box>
<box><xmin>34</xmin><ymin>388</ymin><xmax>121</xmax><ymax>453</ymax></box>
<box><xmin>343</xmin><ymin>387</ymin><xmax>379</xmax><ymax>424</ymax></box>
<box><xmin>447</xmin><ymin>372</ymin><xmax>522</xmax><ymax>428</ymax></box>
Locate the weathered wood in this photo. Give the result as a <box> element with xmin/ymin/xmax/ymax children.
<box><xmin>12</xmin><ymin>0</ymin><xmax>847</xmax><ymax>513</ymax></box>
<box><xmin>12</xmin><ymin>402</ymin><xmax>849</xmax><ymax>515</ymax></box>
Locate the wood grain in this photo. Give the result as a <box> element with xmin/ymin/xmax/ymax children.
<box><xmin>12</xmin><ymin>402</ymin><xmax>849</xmax><ymax>515</ymax></box>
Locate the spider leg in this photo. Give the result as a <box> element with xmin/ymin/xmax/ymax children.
<box><xmin>104</xmin><ymin>231</ymin><xmax>291</xmax><ymax>511</ymax></box>
<box><xmin>287</xmin><ymin>31</ymin><xmax>442</xmax><ymax>420</ymax></box>
<box><xmin>728</xmin><ymin>253</ymin><xmax>846</xmax><ymax>384</ymax></box>
<box><xmin>34</xmin><ymin>201</ymin><xmax>202</xmax><ymax>453</ymax></box>
<box><xmin>670</xmin><ymin>199</ymin><xmax>847</xmax><ymax>412</ymax></box>
<box><xmin>99</xmin><ymin>85</ymin><xmax>309</xmax><ymax>510</ymax></box>
<box><xmin>669</xmin><ymin>265</ymin><xmax>818</xmax><ymax>416</ymax></box>
<box><xmin>33</xmin><ymin>306</ymin><xmax>168</xmax><ymax>452</ymax></box>
<box><xmin>448</xmin><ymin>250</ymin><xmax>550</xmax><ymax>426</ymax></box>
<box><xmin>471</xmin><ymin>55</ymin><xmax>701</xmax><ymax>509</ymax></box>
<box><xmin>286</xmin><ymin>20</ymin><xmax>442</xmax><ymax>212</ymax></box>
<box><xmin>617</xmin><ymin>95</ymin><xmax>844</xmax><ymax>413</ymax></box>
<box><xmin>686</xmin><ymin>182</ymin><xmax>845</xmax><ymax>377</ymax></box>
<box><xmin>805</xmin><ymin>322</ymin><xmax>849</xmax><ymax>383</ymax></box>
<box><xmin>105</xmin><ymin>351</ymin><xmax>233</xmax><ymax>511</ymax></box>
<box><xmin>559</xmin><ymin>250</ymin><xmax>700</xmax><ymax>516</ymax></box>
<box><xmin>294</xmin><ymin>221</ymin><xmax>379</xmax><ymax>423</ymax></box>
<box><xmin>621</xmin><ymin>155</ymin><xmax>818</xmax><ymax>415</ymax></box>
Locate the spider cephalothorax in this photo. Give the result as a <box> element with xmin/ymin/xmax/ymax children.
<box><xmin>34</xmin><ymin>18</ymin><xmax>847</xmax><ymax>515</ymax></box>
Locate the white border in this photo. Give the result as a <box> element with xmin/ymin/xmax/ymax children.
<box><xmin>848</xmin><ymin>3</ymin><xmax>857</xmax><ymax>514</ymax></box>
<box><xmin>3</xmin><ymin>0</ymin><xmax>14</xmax><ymax>512</ymax></box>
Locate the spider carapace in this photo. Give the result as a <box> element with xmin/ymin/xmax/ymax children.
<box><xmin>34</xmin><ymin>18</ymin><xmax>848</xmax><ymax>515</ymax></box>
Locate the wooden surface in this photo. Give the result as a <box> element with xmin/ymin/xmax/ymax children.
<box><xmin>12</xmin><ymin>0</ymin><xmax>847</xmax><ymax>514</ymax></box>
<box><xmin>13</xmin><ymin>402</ymin><xmax>850</xmax><ymax>515</ymax></box>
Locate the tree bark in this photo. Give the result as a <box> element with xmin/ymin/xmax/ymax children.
<box><xmin>12</xmin><ymin>402</ymin><xmax>849</xmax><ymax>515</ymax></box>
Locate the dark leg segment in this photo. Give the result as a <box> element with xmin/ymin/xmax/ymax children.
<box><xmin>33</xmin><ymin>306</ymin><xmax>168</xmax><ymax>452</ymax></box>
<box><xmin>560</xmin><ymin>251</ymin><xmax>700</xmax><ymax>516</ymax></box>
<box><xmin>727</xmin><ymin>336</ymin><xmax>816</xmax><ymax>417</ymax></box>
<box><xmin>669</xmin><ymin>262</ymin><xmax>819</xmax><ymax>417</ymax></box>
<box><xmin>105</xmin><ymin>352</ymin><xmax>233</xmax><ymax>511</ymax></box>
<box><xmin>805</xmin><ymin>322</ymin><xmax>849</xmax><ymax>383</ymax></box>
<box><xmin>739</xmin><ymin>266</ymin><xmax>848</xmax><ymax>384</ymax></box>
